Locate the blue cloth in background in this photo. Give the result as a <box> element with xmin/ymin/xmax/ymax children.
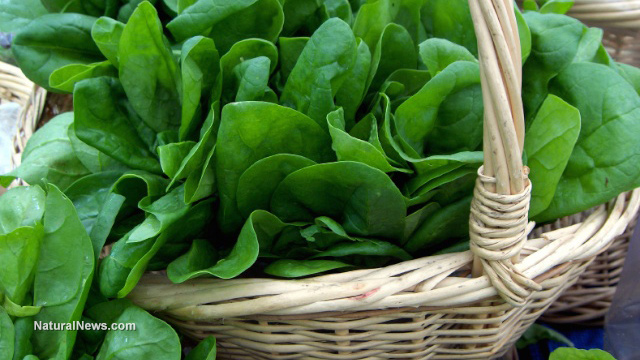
<box><xmin>520</xmin><ymin>325</ymin><xmax>604</xmax><ymax>360</ymax></box>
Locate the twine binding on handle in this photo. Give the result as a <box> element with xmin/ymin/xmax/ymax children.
<box><xmin>470</xmin><ymin>167</ymin><xmax>541</xmax><ymax>306</ymax></box>
<box><xmin>468</xmin><ymin>0</ymin><xmax>541</xmax><ymax>306</ymax></box>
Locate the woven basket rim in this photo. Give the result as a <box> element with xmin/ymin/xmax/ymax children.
<box><xmin>128</xmin><ymin>189</ymin><xmax>640</xmax><ymax>320</ymax></box>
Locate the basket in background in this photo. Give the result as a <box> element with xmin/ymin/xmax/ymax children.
<box><xmin>568</xmin><ymin>0</ymin><xmax>640</xmax><ymax>66</ymax></box>
<box><xmin>0</xmin><ymin>61</ymin><xmax>46</xmax><ymax>191</ymax></box>
<box><xmin>540</xmin><ymin>0</ymin><xmax>640</xmax><ymax>326</ymax></box>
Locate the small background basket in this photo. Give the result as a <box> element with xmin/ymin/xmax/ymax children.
<box><xmin>0</xmin><ymin>60</ymin><xmax>46</xmax><ymax>191</ymax></box>
<box><xmin>567</xmin><ymin>0</ymin><xmax>640</xmax><ymax>67</ymax></box>
<box><xmin>539</xmin><ymin>0</ymin><xmax>640</xmax><ymax>326</ymax></box>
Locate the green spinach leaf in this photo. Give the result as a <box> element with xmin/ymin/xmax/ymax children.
<box><xmin>74</xmin><ymin>77</ymin><xmax>161</xmax><ymax>173</ymax></box>
<box><xmin>32</xmin><ymin>185</ymin><xmax>94</xmax><ymax>360</ymax></box>
<box><xmin>271</xmin><ymin>161</ymin><xmax>406</xmax><ymax>239</ymax></box>
<box><xmin>1</xmin><ymin>113</ymin><xmax>91</xmax><ymax>190</ymax></box>
<box><xmin>538</xmin><ymin>62</ymin><xmax>640</xmax><ymax>221</ymax></box>
<box><xmin>216</xmin><ymin>101</ymin><xmax>333</xmax><ymax>233</ymax></box>
<box><xmin>12</xmin><ymin>13</ymin><xmax>103</xmax><ymax>90</ymax></box>
<box><xmin>525</xmin><ymin>95</ymin><xmax>580</xmax><ymax>217</ymax></box>
<box><xmin>119</xmin><ymin>1</ymin><xmax>181</xmax><ymax>133</ymax></box>
<box><xmin>281</xmin><ymin>18</ymin><xmax>357</xmax><ymax>128</ymax></box>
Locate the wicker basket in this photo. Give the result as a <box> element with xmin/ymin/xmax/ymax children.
<box><xmin>0</xmin><ymin>61</ymin><xmax>46</xmax><ymax>191</ymax></box>
<box><xmin>121</xmin><ymin>1</ymin><xmax>640</xmax><ymax>359</ymax></box>
<box><xmin>538</xmin><ymin>0</ymin><xmax>640</xmax><ymax>326</ymax></box>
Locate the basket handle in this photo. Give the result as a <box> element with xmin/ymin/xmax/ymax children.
<box><xmin>468</xmin><ymin>0</ymin><xmax>541</xmax><ymax>306</ymax></box>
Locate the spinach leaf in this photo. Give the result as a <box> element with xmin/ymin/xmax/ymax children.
<box><xmin>327</xmin><ymin>108</ymin><xmax>404</xmax><ymax>173</ymax></box>
<box><xmin>119</xmin><ymin>1</ymin><xmax>181</xmax><ymax>133</ymax></box>
<box><xmin>40</xmin><ymin>0</ymin><xmax>118</xmax><ymax>17</ymax></box>
<box><xmin>12</xmin><ymin>13</ymin><xmax>103</xmax><ymax>90</ymax></box>
<box><xmin>111</xmin><ymin>171</ymin><xmax>169</xmax><ymax>209</ymax></box>
<box><xmin>325</xmin><ymin>0</ymin><xmax>352</xmax><ymax>24</ymax></box>
<box><xmin>550</xmin><ymin>348</ymin><xmax>615</xmax><ymax>360</ymax></box>
<box><xmin>236</xmin><ymin>154</ymin><xmax>316</xmax><ymax>217</ymax></box>
<box><xmin>158</xmin><ymin>142</ymin><xmax>197</xmax><ymax>179</ymax></box>
<box><xmin>418</xmin><ymin>38</ymin><xmax>477</xmax><ymax>78</ymax></box>
<box><xmin>49</xmin><ymin>61</ymin><xmax>117</xmax><ymax>93</ymax></box>
<box><xmin>0</xmin><ymin>307</ymin><xmax>13</xmax><ymax>360</ymax></box>
<box><xmin>522</xmin><ymin>11</ymin><xmax>582</xmax><ymax>118</ymax></box>
<box><xmin>220</xmin><ymin>38</ymin><xmax>278</xmax><ymax>104</ymax></box>
<box><xmin>127</xmin><ymin>186</ymin><xmax>191</xmax><ymax>243</ymax></box>
<box><xmin>271</xmin><ymin>162</ymin><xmax>406</xmax><ymax>239</ymax></box>
<box><xmin>179</xmin><ymin>36</ymin><xmax>220</xmax><ymax>141</ymax></box>
<box><xmin>167</xmin><ymin>0</ymin><xmax>284</xmax><ymax>53</ymax></box>
<box><xmin>166</xmin><ymin>239</ymin><xmax>218</xmax><ymax>282</ymax></box>
<box><xmin>216</xmin><ymin>102</ymin><xmax>333</xmax><ymax>233</ymax></box>
<box><xmin>403</xmin><ymin>202</ymin><xmax>440</xmax><ymax>241</ymax></box>
<box><xmin>233</xmin><ymin>57</ymin><xmax>278</xmax><ymax>102</ymax></box>
<box><xmin>281</xmin><ymin>18</ymin><xmax>357</xmax><ymax>128</ymax></box>
<box><xmin>539</xmin><ymin>0</ymin><xmax>574</xmax><ymax>14</ymax></box>
<box><xmin>380</xmin><ymin>69</ymin><xmax>432</xmax><ymax>108</ymax></box>
<box><xmin>32</xmin><ymin>185</ymin><xmax>94</xmax><ymax>360</ymax></box>
<box><xmin>405</xmin><ymin>152</ymin><xmax>483</xmax><ymax>192</ymax></box>
<box><xmin>617</xmin><ymin>63</ymin><xmax>640</xmax><ymax>94</ymax></box>
<box><xmin>278</xmin><ymin>37</ymin><xmax>309</xmax><ymax>85</ymax></box>
<box><xmin>184</xmin><ymin>146</ymin><xmax>216</xmax><ymax>204</ymax></box>
<box><xmin>0</xmin><ymin>0</ymin><xmax>47</xmax><ymax>33</ymax></box>
<box><xmin>281</xmin><ymin>0</ymin><xmax>327</xmax><ymax>36</ymax></box>
<box><xmin>265</xmin><ymin>259</ymin><xmax>351</xmax><ymax>277</ymax></box>
<box><xmin>3</xmin><ymin>297</ymin><xmax>40</xmax><ymax>318</ymax></box>
<box><xmin>74</xmin><ymin>77</ymin><xmax>161</xmax><ymax>173</ymax></box>
<box><xmin>0</xmin><ymin>226</ymin><xmax>43</xmax><ymax>306</ymax></box>
<box><xmin>574</xmin><ymin>27</ymin><xmax>605</xmax><ymax>64</ymax></box>
<box><xmin>67</xmin><ymin>122</ymin><xmax>130</xmax><ymax>174</ymax></box>
<box><xmin>99</xmin><ymin>195</ymin><xmax>212</xmax><ymax>297</ymax></box>
<box><xmin>117</xmin><ymin>0</ymin><xmax>158</xmax><ymax>22</ymax></box>
<box><xmin>91</xmin><ymin>17</ymin><xmax>125</xmax><ymax>67</ymax></box>
<box><xmin>170</xmin><ymin>104</ymin><xmax>218</xmax><ymax>196</ymax></box>
<box><xmin>95</xmin><ymin>306</ymin><xmax>180</xmax><ymax>360</ymax></box>
<box><xmin>11</xmin><ymin>317</ymin><xmax>33</xmax><ymax>360</ymax></box>
<box><xmin>517</xmin><ymin>324</ymin><xmax>573</xmax><ymax>349</ymax></box>
<box><xmin>421</xmin><ymin>0</ymin><xmax>477</xmax><ymax>55</ymax></box>
<box><xmin>369</xmin><ymin>23</ymin><xmax>417</xmax><ymax>93</ymax></box>
<box><xmin>185</xmin><ymin>337</ymin><xmax>216</xmax><ymax>360</ymax></box>
<box><xmin>167</xmin><ymin>210</ymin><xmax>286</xmax><ymax>282</ymax></box>
<box><xmin>403</xmin><ymin>195</ymin><xmax>472</xmax><ymax>253</ymax></box>
<box><xmin>0</xmin><ymin>186</ymin><xmax>45</xmax><ymax>235</ymax></box>
<box><xmin>1</xmin><ymin>113</ymin><xmax>91</xmax><ymax>190</ymax></box>
<box><xmin>395</xmin><ymin>60</ymin><xmax>482</xmax><ymax>155</ymax></box>
<box><xmin>525</xmin><ymin>95</ymin><xmax>580</xmax><ymax>217</ymax></box>
<box><xmin>537</xmin><ymin>62</ymin><xmax>640</xmax><ymax>221</ymax></box>
<box><xmin>312</xmin><ymin>239</ymin><xmax>411</xmax><ymax>261</ymax></box>
<box><xmin>358</xmin><ymin>1</ymin><xmax>432</xmax><ymax>55</ymax></box>
<box><xmin>335</xmin><ymin>39</ymin><xmax>371</xmax><ymax>128</ymax></box>
<box><xmin>407</xmin><ymin>167</ymin><xmax>477</xmax><ymax>207</ymax></box>
<box><xmin>65</xmin><ymin>172</ymin><xmax>126</xmax><ymax>259</ymax></box>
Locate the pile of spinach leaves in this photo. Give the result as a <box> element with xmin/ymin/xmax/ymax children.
<box><xmin>2</xmin><ymin>0</ymin><xmax>640</xmax><ymax>358</ymax></box>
